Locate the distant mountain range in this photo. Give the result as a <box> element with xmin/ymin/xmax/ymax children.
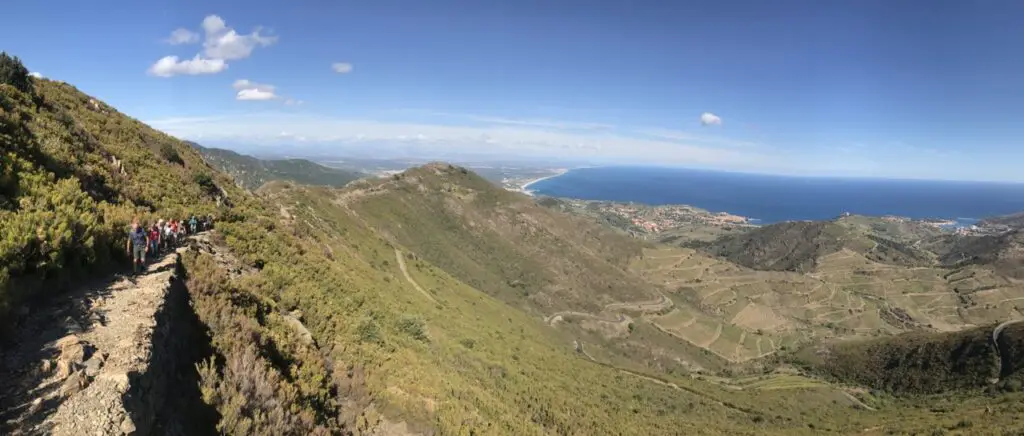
<box><xmin>189</xmin><ymin>142</ymin><xmax>366</xmax><ymax>190</ymax></box>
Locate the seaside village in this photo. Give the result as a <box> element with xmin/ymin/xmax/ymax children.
<box><xmin>601</xmin><ymin>203</ymin><xmax>749</xmax><ymax>233</ymax></box>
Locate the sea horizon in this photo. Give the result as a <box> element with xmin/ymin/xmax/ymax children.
<box><xmin>527</xmin><ymin>166</ymin><xmax>1024</xmax><ymax>225</ymax></box>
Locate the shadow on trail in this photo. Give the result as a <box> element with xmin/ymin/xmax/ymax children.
<box><xmin>0</xmin><ymin>244</ymin><xmax>214</xmax><ymax>435</ymax></box>
<box><xmin>122</xmin><ymin>259</ymin><xmax>219</xmax><ymax>436</ymax></box>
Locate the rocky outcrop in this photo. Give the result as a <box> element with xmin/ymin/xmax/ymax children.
<box><xmin>0</xmin><ymin>245</ymin><xmax>216</xmax><ymax>435</ymax></box>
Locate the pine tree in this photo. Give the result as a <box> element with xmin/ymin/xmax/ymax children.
<box><xmin>0</xmin><ymin>51</ymin><xmax>34</xmax><ymax>94</ymax></box>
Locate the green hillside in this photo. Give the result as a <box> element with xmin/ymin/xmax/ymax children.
<box><xmin>0</xmin><ymin>66</ymin><xmax>235</xmax><ymax>335</ymax></box>
<box><xmin>934</xmin><ymin>230</ymin><xmax>1024</xmax><ymax>278</ymax></box>
<box><xmin>193</xmin><ymin>142</ymin><xmax>365</xmax><ymax>190</ymax></box>
<box><xmin>701</xmin><ymin>218</ymin><xmax>936</xmax><ymax>272</ymax></box>
<box><xmin>335</xmin><ymin>164</ymin><xmax>653</xmax><ymax>315</ymax></box>
<box><xmin>791</xmin><ymin>321</ymin><xmax>1024</xmax><ymax>394</ymax></box>
<box><xmin>7</xmin><ymin>54</ymin><xmax>1024</xmax><ymax>435</ymax></box>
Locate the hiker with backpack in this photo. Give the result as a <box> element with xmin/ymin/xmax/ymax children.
<box><xmin>189</xmin><ymin>215</ymin><xmax>198</xmax><ymax>234</ymax></box>
<box><xmin>126</xmin><ymin>219</ymin><xmax>149</xmax><ymax>275</ymax></box>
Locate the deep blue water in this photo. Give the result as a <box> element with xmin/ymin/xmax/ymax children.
<box><xmin>529</xmin><ymin>167</ymin><xmax>1024</xmax><ymax>225</ymax></box>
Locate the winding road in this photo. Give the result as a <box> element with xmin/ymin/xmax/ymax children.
<box><xmin>992</xmin><ymin>318</ymin><xmax>1024</xmax><ymax>381</ymax></box>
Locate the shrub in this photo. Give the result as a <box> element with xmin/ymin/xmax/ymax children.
<box><xmin>396</xmin><ymin>314</ymin><xmax>428</xmax><ymax>342</ymax></box>
<box><xmin>160</xmin><ymin>143</ymin><xmax>184</xmax><ymax>165</ymax></box>
<box><xmin>0</xmin><ymin>52</ymin><xmax>33</xmax><ymax>94</ymax></box>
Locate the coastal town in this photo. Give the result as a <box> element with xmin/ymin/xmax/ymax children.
<box><xmin>542</xmin><ymin>198</ymin><xmax>755</xmax><ymax>236</ymax></box>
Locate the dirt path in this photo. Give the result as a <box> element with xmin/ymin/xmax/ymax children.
<box><xmin>394</xmin><ymin>249</ymin><xmax>438</xmax><ymax>304</ymax></box>
<box><xmin>992</xmin><ymin>318</ymin><xmax>1024</xmax><ymax>381</ymax></box>
<box><xmin>0</xmin><ymin>244</ymin><xmax>194</xmax><ymax>435</ymax></box>
<box><xmin>840</xmin><ymin>391</ymin><xmax>877</xmax><ymax>411</ymax></box>
<box><xmin>547</xmin><ymin>312</ymin><xmax>629</xmax><ymax>327</ymax></box>
<box><xmin>604</xmin><ymin>294</ymin><xmax>673</xmax><ymax>313</ymax></box>
<box><xmin>703</xmin><ymin>324</ymin><xmax>723</xmax><ymax>348</ymax></box>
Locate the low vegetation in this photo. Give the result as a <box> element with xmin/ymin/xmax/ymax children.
<box><xmin>193</xmin><ymin>142</ymin><xmax>365</xmax><ymax>191</ymax></box>
<box><xmin>790</xmin><ymin>326</ymin><xmax>1004</xmax><ymax>394</ymax></box>
<box><xmin>701</xmin><ymin>219</ymin><xmax>934</xmax><ymax>272</ymax></box>
<box><xmin>0</xmin><ymin>54</ymin><xmax>228</xmax><ymax>336</ymax></box>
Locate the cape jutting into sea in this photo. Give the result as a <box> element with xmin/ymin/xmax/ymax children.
<box><xmin>527</xmin><ymin>166</ymin><xmax>1024</xmax><ymax>225</ymax></box>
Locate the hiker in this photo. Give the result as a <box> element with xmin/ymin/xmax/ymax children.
<box><xmin>126</xmin><ymin>219</ymin><xmax>149</xmax><ymax>274</ymax></box>
<box><xmin>189</xmin><ymin>215</ymin><xmax>198</xmax><ymax>234</ymax></box>
<box><xmin>157</xmin><ymin>219</ymin><xmax>167</xmax><ymax>251</ymax></box>
<box><xmin>148</xmin><ymin>223</ymin><xmax>161</xmax><ymax>257</ymax></box>
<box><xmin>163</xmin><ymin>219</ymin><xmax>174</xmax><ymax>250</ymax></box>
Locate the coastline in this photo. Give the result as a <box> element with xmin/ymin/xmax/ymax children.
<box><xmin>520</xmin><ymin>168</ymin><xmax>570</xmax><ymax>196</ymax></box>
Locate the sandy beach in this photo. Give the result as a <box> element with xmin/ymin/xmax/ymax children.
<box><xmin>521</xmin><ymin>169</ymin><xmax>569</xmax><ymax>195</ymax></box>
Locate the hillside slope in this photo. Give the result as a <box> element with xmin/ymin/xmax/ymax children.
<box><xmin>701</xmin><ymin>218</ymin><xmax>935</xmax><ymax>272</ymax></box>
<box><xmin>334</xmin><ymin>163</ymin><xmax>655</xmax><ymax>315</ymax></box>
<box><xmin>933</xmin><ymin>230</ymin><xmax>1024</xmax><ymax>278</ymax></box>
<box><xmin>0</xmin><ymin>76</ymin><xmax>235</xmax><ymax>335</ymax></box>
<box><xmin>791</xmin><ymin>320</ymin><xmax>1024</xmax><ymax>394</ymax></box>
<box><xmin>193</xmin><ymin>142</ymin><xmax>364</xmax><ymax>190</ymax></box>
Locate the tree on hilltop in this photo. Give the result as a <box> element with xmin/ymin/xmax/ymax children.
<box><xmin>0</xmin><ymin>52</ymin><xmax>34</xmax><ymax>94</ymax></box>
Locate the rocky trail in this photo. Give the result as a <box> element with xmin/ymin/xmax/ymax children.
<box><xmin>0</xmin><ymin>238</ymin><xmax>216</xmax><ymax>436</ymax></box>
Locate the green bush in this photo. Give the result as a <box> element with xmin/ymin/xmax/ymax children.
<box><xmin>0</xmin><ymin>52</ymin><xmax>33</xmax><ymax>94</ymax></box>
<box><xmin>0</xmin><ymin>76</ymin><xmax>229</xmax><ymax>336</ymax></box>
<box><xmin>396</xmin><ymin>314</ymin><xmax>428</xmax><ymax>342</ymax></box>
<box><xmin>160</xmin><ymin>143</ymin><xmax>184</xmax><ymax>165</ymax></box>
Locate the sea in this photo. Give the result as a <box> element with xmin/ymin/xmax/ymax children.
<box><xmin>528</xmin><ymin>167</ymin><xmax>1024</xmax><ymax>226</ymax></box>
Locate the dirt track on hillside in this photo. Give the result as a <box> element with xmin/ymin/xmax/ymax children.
<box><xmin>395</xmin><ymin>249</ymin><xmax>438</xmax><ymax>304</ymax></box>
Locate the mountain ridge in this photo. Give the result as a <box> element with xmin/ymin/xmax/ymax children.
<box><xmin>191</xmin><ymin>142</ymin><xmax>365</xmax><ymax>191</ymax></box>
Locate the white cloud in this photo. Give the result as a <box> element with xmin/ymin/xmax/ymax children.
<box><xmin>331</xmin><ymin>62</ymin><xmax>353</xmax><ymax>74</ymax></box>
<box><xmin>202</xmin><ymin>15</ymin><xmax>277</xmax><ymax>61</ymax></box>
<box><xmin>700</xmin><ymin>112</ymin><xmax>722</xmax><ymax>126</ymax></box>
<box><xmin>232</xmin><ymin>79</ymin><xmax>278</xmax><ymax>101</ymax></box>
<box><xmin>237</xmin><ymin>89</ymin><xmax>277</xmax><ymax>101</ymax></box>
<box><xmin>285</xmin><ymin>99</ymin><xmax>304</xmax><ymax>106</ymax></box>
<box><xmin>166</xmin><ymin>28</ymin><xmax>200</xmax><ymax>45</ymax></box>
<box><xmin>148</xmin><ymin>55</ymin><xmax>227</xmax><ymax>77</ymax></box>
<box><xmin>232</xmin><ymin>79</ymin><xmax>274</xmax><ymax>92</ymax></box>
<box><xmin>150</xmin><ymin>15</ymin><xmax>275</xmax><ymax>78</ymax></box>
<box><xmin>28</xmin><ymin>72</ymin><xmax>43</xmax><ymax>79</ymax></box>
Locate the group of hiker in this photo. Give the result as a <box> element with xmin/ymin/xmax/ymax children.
<box><xmin>126</xmin><ymin>214</ymin><xmax>213</xmax><ymax>274</ymax></box>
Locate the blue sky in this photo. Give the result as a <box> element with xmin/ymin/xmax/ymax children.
<box><xmin>4</xmin><ymin>0</ymin><xmax>1024</xmax><ymax>181</ymax></box>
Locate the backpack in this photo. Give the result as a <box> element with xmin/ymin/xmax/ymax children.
<box><xmin>129</xmin><ymin>228</ymin><xmax>147</xmax><ymax>247</ymax></box>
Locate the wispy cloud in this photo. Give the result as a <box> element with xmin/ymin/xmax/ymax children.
<box><xmin>636</xmin><ymin>128</ymin><xmax>760</xmax><ymax>148</ymax></box>
<box><xmin>147</xmin><ymin>112</ymin><xmax>780</xmax><ymax>170</ymax></box>
<box><xmin>416</xmin><ymin>111</ymin><xmax>615</xmax><ymax>131</ymax></box>
<box><xmin>146</xmin><ymin>112</ymin><xmax>1024</xmax><ymax>180</ymax></box>
<box><xmin>165</xmin><ymin>28</ymin><xmax>199</xmax><ymax>45</ymax></box>
<box><xmin>331</xmin><ymin>62</ymin><xmax>353</xmax><ymax>74</ymax></box>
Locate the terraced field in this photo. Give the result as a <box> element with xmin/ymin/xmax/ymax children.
<box><xmin>628</xmin><ymin>246</ymin><xmax>1024</xmax><ymax>363</ymax></box>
